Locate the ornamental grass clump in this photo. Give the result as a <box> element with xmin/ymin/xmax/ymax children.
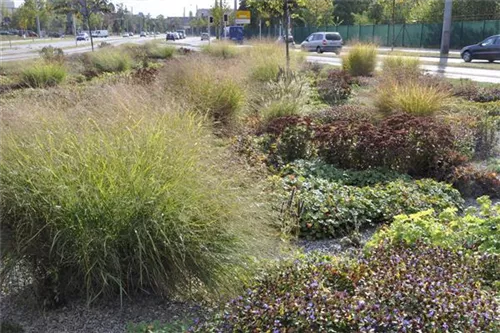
<box><xmin>21</xmin><ymin>62</ymin><xmax>67</xmax><ymax>88</ymax></box>
<box><xmin>161</xmin><ymin>56</ymin><xmax>245</xmax><ymax>128</ymax></box>
<box><xmin>342</xmin><ymin>43</ymin><xmax>377</xmax><ymax>77</ymax></box>
<box><xmin>376</xmin><ymin>80</ymin><xmax>450</xmax><ymax>116</ymax></box>
<box><xmin>201</xmin><ymin>42</ymin><xmax>239</xmax><ymax>59</ymax></box>
<box><xmin>381</xmin><ymin>55</ymin><xmax>421</xmax><ymax>81</ymax></box>
<box><xmin>0</xmin><ymin>84</ymin><xmax>274</xmax><ymax>306</ymax></box>
<box><xmin>83</xmin><ymin>48</ymin><xmax>133</xmax><ymax>75</ymax></box>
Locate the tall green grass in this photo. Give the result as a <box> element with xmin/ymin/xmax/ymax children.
<box><xmin>201</xmin><ymin>42</ymin><xmax>239</xmax><ymax>59</ymax></box>
<box><xmin>342</xmin><ymin>43</ymin><xmax>377</xmax><ymax>77</ymax></box>
<box><xmin>245</xmin><ymin>43</ymin><xmax>304</xmax><ymax>82</ymax></box>
<box><xmin>0</xmin><ymin>85</ymin><xmax>273</xmax><ymax>305</ymax></box>
<box><xmin>382</xmin><ymin>56</ymin><xmax>420</xmax><ymax>75</ymax></box>
<box><xmin>376</xmin><ymin>80</ymin><xmax>449</xmax><ymax>116</ymax></box>
<box><xmin>162</xmin><ymin>57</ymin><xmax>245</xmax><ymax>127</ymax></box>
<box><xmin>146</xmin><ymin>44</ymin><xmax>176</xmax><ymax>59</ymax></box>
<box><xmin>84</xmin><ymin>49</ymin><xmax>133</xmax><ymax>75</ymax></box>
<box><xmin>21</xmin><ymin>62</ymin><xmax>67</xmax><ymax>88</ymax></box>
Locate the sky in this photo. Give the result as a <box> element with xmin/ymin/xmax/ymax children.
<box><xmin>119</xmin><ymin>0</ymin><xmax>237</xmax><ymax>17</ymax></box>
<box><xmin>10</xmin><ymin>0</ymin><xmax>239</xmax><ymax>17</ymax></box>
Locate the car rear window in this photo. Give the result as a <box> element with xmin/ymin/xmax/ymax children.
<box><xmin>326</xmin><ymin>34</ymin><xmax>341</xmax><ymax>41</ymax></box>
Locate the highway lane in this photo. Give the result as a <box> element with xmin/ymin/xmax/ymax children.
<box><xmin>2</xmin><ymin>36</ymin><xmax>499</xmax><ymax>83</ymax></box>
<box><xmin>306</xmin><ymin>55</ymin><xmax>500</xmax><ymax>84</ymax></box>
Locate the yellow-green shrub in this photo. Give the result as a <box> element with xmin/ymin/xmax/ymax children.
<box><xmin>0</xmin><ymin>84</ymin><xmax>274</xmax><ymax>306</ymax></box>
<box><xmin>382</xmin><ymin>56</ymin><xmax>421</xmax><ymax>77</ymax></box>
<box><xmin>84</xmin><ymin>49</ymin><xmax>133</xmax><ymax>75</ymax></box>
<box><xmin>162</xmin><ymin>57</ymin><xmax>245</xmax><ymax>127</ymax></box>
<box><xmin>376</xmin><ymin>80</ymin><xmax>449</xmax><ymax>116</ymax></box>
<box><xmin>21</xmin><ymin>63</ymin><xmax>67</xmax><ymax>88</ymax></box>
<box><xmin>342</xmin><ymin>43</ymin><xmax>377</xmax><ymax>77</ymax></box>
<box><xmin>201</xmin><ymin>42</ymin><xmax>239</xmax><ymax>59</ymax></box>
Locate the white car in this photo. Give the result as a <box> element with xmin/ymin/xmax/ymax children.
<box><xmin>122</xmin><ymin>32</ymin><xmax>129</xmax><ymax>37</ymax></box>
<box><xmin>76</xmin><ymin>32</ymin><xmax>89</xmax><ymax>41</ymax></box>
<box><xmin>173</xmin><ymin>32</ymin><xmax>180</xmax><ymax>40</ymax></box>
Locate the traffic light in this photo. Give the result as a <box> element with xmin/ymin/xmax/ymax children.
<box><xmin>209</xmin><ymin>16</ymin><xmax>214</xmax><ymax>24</ymax></box>
<box><xmin>223</xmin><ymin>14</ymin><xmax>228</xmax><ymax>23</ymax></box>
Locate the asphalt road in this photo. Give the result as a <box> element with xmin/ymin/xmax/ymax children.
<box><xmin>307</xmin><ymin>55</ymin><xmax>500</xmax><ymax>84</ymax></box>
<box><xmin>1</xmin><ymin>36</ymin><xmax>499</xmax><ymax>83</ymax></box>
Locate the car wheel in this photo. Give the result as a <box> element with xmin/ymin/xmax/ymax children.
<box><xmin>316</xmin><ymin>46</ymin><xmax>323</xmax><ymax>54</ymax></box>
<box><xmin>489</xmin><ymin>59</ymin><xmax>495</xmax><ymax>63</ymax></box>
<box><xmin>462</xmin><ymin>51</ymin><xmax>472</xmax><ymax>63</ymax></box>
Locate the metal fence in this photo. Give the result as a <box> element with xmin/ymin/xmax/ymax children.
<box><xmin>245</xmin><ymin>19</ymin><xmax>500</xmax><ymax>49</ymax></box>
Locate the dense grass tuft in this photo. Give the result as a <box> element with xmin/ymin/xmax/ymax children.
<box><xmin>201</xmin><ymin>42</ymin><xmax>239</xmax><ymax>59</ymax></box>
<box><xmin>21</xmin><ymin>63</ymin><xmax>67</xmax><ymax>88</ymax></box>
<box><xmin>376</xmin><ymin>80</ymin><xmax>449</xmax><ymax>116</ymax></box>
<box><xmin>84</xmin><ymin>49</ymin><xmax>133</xmax><ymax>75</ymax></box>
<box><xmin>246</xmin><ymin>43</ymin><xmax>304</xmax><ymax>82</ymax></box>
<box><xmin>0</xmin><ymin>85</ymin><xmax>273</xmax><ymax>306</ymax></box>
<box><xmin>146</xmin><ymin>44</ymin><xmax>176</xmax><ymax>59</ymax></box>
<box><xmin>382</xmin><ymin>56</ymin><xmax>421</xmax><ymax>77</ymax></box>
<box><xmin>161</xmin><ymin>56</ymin><xmax>245</xmax><ymax>127</ymax></box>
<box><xmin>342</xmin><ymin>43</ymin><xmax>377</xmax><ymax>77</ymax></box>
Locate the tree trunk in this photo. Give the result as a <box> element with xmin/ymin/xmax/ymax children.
<box><xmin>88</xmin><ymin>15</ymin><xmax>94</xmax><ymax>51</ymax></box>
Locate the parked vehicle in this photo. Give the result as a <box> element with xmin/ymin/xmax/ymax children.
<box><xmin>461</xmin><ymin>35</ymin><xmax>500</xmax><ymax>63</ymax></box>
<box><xmin>76</xmin><ymin>32</ymin><xmax>89</xmax><ymax>41</ymax></box>
<box><xmin>277</xmin><ymin>35</ymin><xmax>295</xmax><ymax>45</ymax></box>
<box><xmin>122</xmin><ymin>32</ymin><xmax>130</xmax><ymax>37</ymax></box>
<box><xmin>48</xmin><ymin>32</ymin><xmax>65</xmax><ymax>38</ymax></box>
<box><xmin>0</xmin><ymin>30</ymin><xmax>13</xmax><ymax>35</ymax></box>
<box><xmin>173</xmin><ymin>32</ymin><xmax>180</xmax><ymax>40</ymax></box>
<box><xmin>222</xmin><ymin>26</ymin><xmax>244</xmax><ymax>44</ymax></box>
<box><xmin>301</xmin><ymin>32</ymin><xmax>343</xmax><ymax>54</ymax></box>
<box><xmin>177</xmin><ymin>30</ymin><xmax>186</xmax><ymax>39</ymax></box>
<box><xmin>140</xmin><ymin>31</ymin><xmax>147</xmax><ymax>37</ymax></box>
<box><xmin>201</xmin><ymin>32</ymin><xmax>210</xmax><ymax>41</ymax></box>
<box><xmin>91</xmin><ymin>30</ymin><xmax>109</xmax><ymax>38</ymax></box>
<box><xmin>166</xmin><ymin>32</ymin><xmax>176</xmax><ymax>41</ymax></box>
<box><xmin>129</xmin><ymin>32</ymin><xmax>134</xmax><ymax>36</ymax></box>
<box><xmin>25</xmin><ymin>30</ymin><xmax>38</xmax><ymax>37</ymax></box>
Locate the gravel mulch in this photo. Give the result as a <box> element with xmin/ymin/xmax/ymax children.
<box><xmin>1</xmin><ymin>289</ymin><xmax>200</xmax><ymax>333</ymax></box>
<box><xmin>295</xmin><ymin>226</ymin><xmax>378</xmax><ymax>255</ymax></box>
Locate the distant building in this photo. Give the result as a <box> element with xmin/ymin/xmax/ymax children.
<box><xmin>0</xmin><ymin>0</ymin><xmax>15</xmax><ymax>8</ymax></box>
<box><xmin>0</xmin><ymin>0</ymin><xmax>16</xmax><ymax>23</ymax></box>
<box><xmin>196</xmin><ymin>8</ymin><xmax>211</xmax><ymax>18</ymax></box>
<box><xmin>166</xmin><ymin>17</ymin><xmax>193</xmax><ymax>30</ymax></box>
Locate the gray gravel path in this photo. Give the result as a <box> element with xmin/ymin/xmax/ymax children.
<box><xmin>1</xmin><ymin>289</ymin><xmax>200</xmax><ymax>333</ymax></box>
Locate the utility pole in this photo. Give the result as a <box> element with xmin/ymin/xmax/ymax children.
<box><xmin>36</xmin><ymin>0</ymin><xmax>41</xmax><ymax>38</ymax></box>
<box><xmin>220</xmin><ymin>0</ymin><xmax>223</xmax><ymax>39</ymax></box>
<box><xmin>284</xmin><ymin>0</ymin><xmax>290</xmax><ymax>76</ymax></box>
<box><xmin>391</xmin><ymin>0</ymin><xmax>395</xmax><ymax>50</ymax></box>
<box><xmin>440</xmin><ymin>0</ymin><xmax>453</xmax><ymax>55</ymax></box>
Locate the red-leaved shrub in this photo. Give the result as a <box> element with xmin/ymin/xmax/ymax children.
<box><xmin>315</xmin><ymin>114</ymin><xmax>467</xmax><ymax>178</ymax></box>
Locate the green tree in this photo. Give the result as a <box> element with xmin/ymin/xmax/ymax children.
<box><xmin>333</xmin><ymin>0</ymin><xmax>370</xmax><ymax>25</ymax></box>
<box><xmin>53</xmin><ymin>0</ymin><xmax>112</xmax><ymax>51</ymax></box>
<box><xmin>300</xmin><ymin>0</ymin><xmax>334</xmax><ymax>28</ymax></box>
<box><xmin>15</xmin><ymin>0</ymin><xmax>37</xmax><ymax>31</ymax></box>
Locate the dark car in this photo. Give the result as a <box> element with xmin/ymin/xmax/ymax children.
<box><xmin>461</xmin><ymin>35</ymin><xmax>500</xmax><ymax>63</ymax></box>
<box><xmin>166</xmin><ymin>32</ymin><xmax>176</xmax><ymax>41</ymax></box>
<box><xmin>48</xmin><ymin>32</ymin><xmax>65</xmax><ymax>38</ymax></box>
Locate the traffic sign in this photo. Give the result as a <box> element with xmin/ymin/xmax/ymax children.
<box><xmin>235</xmin><ymin>10</ymin><xmax>250</xmax><ymax>24</ymax></box>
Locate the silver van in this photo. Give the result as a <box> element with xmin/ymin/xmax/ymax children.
<box><xmin>301</xmin><ymin>32</ymin><xmax>343</xmax><ymax>54</ymax></box>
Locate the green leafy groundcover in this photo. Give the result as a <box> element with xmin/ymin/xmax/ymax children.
<box><xmin>367</xmin><ymin>196</ymin><xmax>500</xmax><ymax>255</ymax></box>
<box><xmin>277</xmin><ymin>167</ymin><xmax>464</xmax><ymax>239</ymax></box>
<box><xmin>191</xmin><ymin>243</ymin><xmax>499</xmax><ymax>332</ymax></box>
